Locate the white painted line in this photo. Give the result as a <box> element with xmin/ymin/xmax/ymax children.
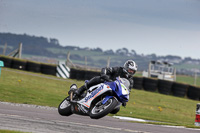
<box><xmin>113</xmin><ymin>116</ymin><xmax>200</xmax><ymax>131</ymax></box>
<box><xmin>113</xmin><ymin>116</ymin><xmax>158</xmax><ymax>123</ymax></box>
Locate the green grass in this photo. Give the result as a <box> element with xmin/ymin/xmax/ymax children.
<box><xmin>176</xmin><ymin>75</ymin><xmax>200</xmax><ymax>87</ymax></box>
<box><xmin>118</xmin><ymin>89</ymin><xmax>199</xmax><ymax>127</ymax></box>
<box><xmin>0</xmin><ymin>130</ymin><xmax>28</xmax><ymax>133</ymax></box>
<box><xmin>0</xmin><ymin>68</ymin><xmax>200</xmax><ymax>128</ymax></box>
<box><xmin>0</xmin><ymin>68</ymin><xmax>83</xmax><ymax>106</ymax></box>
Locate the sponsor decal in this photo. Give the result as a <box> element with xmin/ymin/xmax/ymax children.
<box><xmin>85</xmin><ymin>86</ymin><xmax>103</xmax><ymax>103</ymax></box>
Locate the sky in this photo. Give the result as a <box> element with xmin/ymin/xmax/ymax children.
<box><xmin>0</xmin><ymin>0</ymin><xmax>200</xmax><ymax>59</ymax></box>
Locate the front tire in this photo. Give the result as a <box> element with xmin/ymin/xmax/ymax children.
<box><xmin>58</xmin><ymin>97</ymin><xmax>73</xmax><ymax>116</ymax></box>
<box><xmin>110</xmin><ymin>107</ymin><xmax>120</xmax><ymax>114</ymax></box>
<box><xmin>90</xmin><ymin>97</ymin><xmax>118</xmax><ymax>119</ymax></box>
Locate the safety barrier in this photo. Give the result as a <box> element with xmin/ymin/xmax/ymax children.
<box><xmin>69</xmin><ymin>68</ymin><xmax>78</xmax><ymax>79</ymax></box>
<box><xmin>158</xmin><ymin>80</ymin><xmax>173</xmax><ymax>95</ymax></box>
<box><xmin>0</xmin><ymin>55</ymin><xmax>200</xmax><ymax>101</ymax></box>
<box><xmin>11</xmin><ymin>59</ymin><xmax>27</xmax><ymax>70</ymax></box>
<box><xmin>69</xmin><ymin>68</ymin><xmax>100</xmax><ymax>80</ymax></box>
<box><xmin>56</xmin><ymin>62</ymin><xmax>70</xmax><ymax>79</ymax></box>
<box><xmin>133</xmin><ymin>76</ymin><xmax>200</xmax><ymax>101</ymax></box>
<box><xmin>26</xmin><ymin>61</ymin><xmax>41</xmax><ymax>73</ymax></box>
<box><xmin>0</xmin><ymin>55</ymin><xmax>57</xmax><ymax>76</ymax></box>
<box><xmin>132</xmin><ymin>77</ymin><xmax>143</xmax><ymax>90</ymax></box>
<box><xmin>143</xmin><ymin>77</ymin><xmax>158</xmax><ymax>92</ymax></box>
<box><xmin>187</xmin><ymin>86</ymin><xmax>200</xmax><ymax>100</ymax></box>
<box><xmin>172</xmin><ymin>82</ymin><xmax>188</xmax><ymax>97</ymax></box>
<box><xmin>41</xmin><ymin>64</ymin><xmax>56</xmax><ymax>76</ymax></box>
<box><xmin>0</xmin><ymin>56</ymin><xmax>12</xmax><ymax>67</ymax></box>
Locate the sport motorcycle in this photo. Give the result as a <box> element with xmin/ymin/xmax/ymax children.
<box><xmin>58</xmin><ymin>77</ymin><xmax>130</xmax><ymax>119</ymax></box>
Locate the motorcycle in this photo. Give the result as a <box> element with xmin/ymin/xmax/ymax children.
<box><xmin>58</xmin><ymin>77</ymin><xmax>130</xmax><ymax>119</ymax></box>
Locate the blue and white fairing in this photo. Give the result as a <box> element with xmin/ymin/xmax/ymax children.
<box><xmin>105</xmin><ymin>77</ymin><xmax>130</xmax><ymax>103</ymax></box>
<box><xmin>76</xmin><ymin>83</ymin><xmax>113</xmax><ymax>109</ymax></box>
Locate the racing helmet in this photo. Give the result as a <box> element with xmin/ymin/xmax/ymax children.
<box><xmin>124</xmin><ymin>60</ymin><xmax>137</xmax><ymax>76</ymax></box>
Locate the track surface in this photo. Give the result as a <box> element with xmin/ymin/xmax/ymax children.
<box><xmin>0</xmin><ymin>102</ymin><xmax>200</xmax><ymax>133</ymax></box>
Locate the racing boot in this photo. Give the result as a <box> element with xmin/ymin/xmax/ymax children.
<box><xmin>68</xmin><ymin>84</ymin><xmax>78</xmax><ymax>95</ymax></box>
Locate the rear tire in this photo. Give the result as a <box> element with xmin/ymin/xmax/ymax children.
<box><xmin>58</xmin><ymin>97</ymin><xmax>72</xmax><ymax>116</ymax></box>
<box><xmin>90</xmin><ymin>97</ymin><xmax>118</xmax><ymax>119</ymax></box>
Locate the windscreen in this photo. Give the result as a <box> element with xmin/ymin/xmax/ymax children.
<box><xmin>120</xmin><ymin>78</ymin><xmax>130</xmax><ymax>91</ymax></box>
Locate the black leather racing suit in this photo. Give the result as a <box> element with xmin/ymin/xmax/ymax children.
<box><xmin>85</xmin><ymin>67</ymin><xmax>133</xmax><ymax>90</ymax></box>
<box><xmin>101</xmin><ymin>67</ymin><xmax>134</xmax><ymax>90</ymax></box>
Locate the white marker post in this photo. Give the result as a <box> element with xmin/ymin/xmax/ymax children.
<box><xmin>195</xmin><ymin>103</ymin><xmax>200</xmax><ymax>126</ymax></box>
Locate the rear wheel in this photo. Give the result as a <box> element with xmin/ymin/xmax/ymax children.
<box><xmin>90</xmin><ymin>97</ymin><xmax>118</xmax><ymax>119</ymax></box>
<box><xmin>58</xmin><ymin>97</ymin><xmax>72</xmax><ymax>116</ymax></box>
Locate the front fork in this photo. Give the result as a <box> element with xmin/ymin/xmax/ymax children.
<box><xmin>70</xmin><ymin>91</ymin><xmax>73</xmax><ymax>101</ymax></box>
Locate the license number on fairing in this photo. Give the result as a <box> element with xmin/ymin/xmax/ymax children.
<box><xmin>85</xmin><ymin>86</ymin><xmax>103</xmax><ymax>103</ymax></box>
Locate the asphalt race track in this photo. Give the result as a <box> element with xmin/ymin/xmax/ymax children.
<box><xmin>0</xmin><ymin>102</ymin><xmax>200</xmax><ymax>133</ymax></box>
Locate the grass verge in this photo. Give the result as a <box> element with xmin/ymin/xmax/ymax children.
<box><xmin>0</xmin><ymin>130</ymin><xmax>28</xmax><ymax>133</ymax></box>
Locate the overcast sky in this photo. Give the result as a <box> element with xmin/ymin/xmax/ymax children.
<box><xmin>0</xmin><ymin>0</ymin><xmax>200</xmax><ymax>59</ymax></box>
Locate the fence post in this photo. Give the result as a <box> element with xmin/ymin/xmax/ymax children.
<box><xmin>7</xmin><ymin>42</ymin><xmax>22</xmax><ymax>58</ymax></box>
<box><xmin>66</xmin><ymin>51</ymin><xmax>76</xmax><ymax>68</ymax></box>
<box><xmin>66</xmin><ymin>52</ymin><xmax>70</xmax><ymax>66</ymax></box>
<box><xmin>85</xmin><ymin>56</ymin><xmax>87</xmax><ymax>68</ymax></box>
<box><xmin>107</xmin><ymin>57</ymin><xmax>110</xmax><ymax>68</ymax></box>
<box><xmin>18</xmin><ymin>43</ymin><xmax>22</xmax><ymax>58</ymax></box>
<box><xmin>174</xmin><ymin>68</ymin><xmax>176</xmax><ymax>81</ymax></box>
<box><xmin>3</xmin><ymin>43</ymin><xmax>7</xmax><ymax>55</ymax></box>
<box><xmin>148</xmin><ymin>62</ymin><xmax>151</xmax><ymax>77</ymax></box>
<box><xmin>194</xmin><ymin>71</ymin><xmax>197</xmax><ymax>86</ymax></box>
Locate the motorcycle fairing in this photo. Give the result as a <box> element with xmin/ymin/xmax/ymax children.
<box><xmin>71</xmin><ymin>102</ymin><xmax>89</xmax><ymax>116</ymax></box>
<box><xmin>71</xmin><ymin>83</ymin><xmax>113</xmax><ymax>114</ymax></box>
<box><xmin>105</xmin><ymin>78</ymin><xmax>129</xmax><ymax>103</ymax></box>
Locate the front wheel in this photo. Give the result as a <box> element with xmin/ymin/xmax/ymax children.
<box><xmin>90</xmin><ymin>97</ymin><xmax>118</xmax><ymax>119</ymax></box>
<box><xmin>58</xmin><ymin>97</ymin><xmax>73</xmax><ymax>116</ymax></box>
<box><xmin>110</xmin><ymin>107</ymin><xmax>120</xmax><ymax>114</ymax></box>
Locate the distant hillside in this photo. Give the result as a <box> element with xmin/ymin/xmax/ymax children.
<box><xmin>0</xmin><ymin>32</ymin><xmax>200</xmax><ymax>75</ymax></box>
<box><xmin>0</xmin><ymin>33</ymin><xmax>61</xmax><ymax>57</ymax></box>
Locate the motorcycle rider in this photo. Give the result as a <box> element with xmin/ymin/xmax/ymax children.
<box><xmin>74</xmin><ymin>60</ymin><xmax>138</xmax><ymax>99</ymax></box>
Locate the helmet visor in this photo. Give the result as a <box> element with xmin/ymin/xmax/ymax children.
<box><xmin>128</xmin><ymin>69</ymin><xmax>136</xmax><ymax>75</ymax></box>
